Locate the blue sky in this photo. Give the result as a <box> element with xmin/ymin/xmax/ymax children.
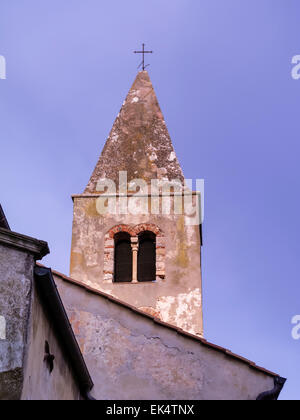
<box><xmin>1</xmin><ymin>0</ymin><xmax>299</xmax><ymax>399</ymax></box>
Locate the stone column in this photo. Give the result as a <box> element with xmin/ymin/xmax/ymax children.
<box><xmin>131</xmin><ymin>237</ymin><xmax>139</xmax><ymax>283</ymax></box>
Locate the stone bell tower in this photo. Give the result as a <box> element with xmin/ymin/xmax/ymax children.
<box><xmin>70</xmin><ymin>71</ymin><xmax>204</xmax><ymax>336</ymax></box>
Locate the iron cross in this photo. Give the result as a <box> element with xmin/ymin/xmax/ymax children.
<box><xmin>134</xmin><ymin>43</ymin><xmax>153</xmax><ymax>70</ymax></box>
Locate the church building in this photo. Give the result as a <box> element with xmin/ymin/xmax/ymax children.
<box><xmin>0</xmin><ymin>71</ymin><xmax>286</xmax><ymax>400</ymax></box>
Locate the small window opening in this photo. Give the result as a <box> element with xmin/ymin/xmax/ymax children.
<box><xmin>137</xmin><ymin>231</ymin><xmax>156</xmax><ymax>282</ymax></box>
<box><xmin>114</xmin><ymin>232</ymin><xmax>133</xmax><ymax>282</ymax></box>
<box><xmin>44</xmin><ymin>341</ymin><xmax>55</xmax><ymax>374</ymax></box>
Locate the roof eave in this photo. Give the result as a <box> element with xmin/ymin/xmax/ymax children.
<box><xmin>34</xmin><ymin>265</ymin><xmax>94</xmax><ymax>397</ymax></box>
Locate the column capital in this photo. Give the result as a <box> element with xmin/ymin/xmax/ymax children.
<box><xmin>131</xmin><ymin>236</ymin><xmax>139</xmax><ymax>252</ymax></box>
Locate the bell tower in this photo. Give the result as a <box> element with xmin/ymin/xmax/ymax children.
<box><xmin>70</xmin><ymin>71</ymin><xmax>204</xmax><ymax>336</ymax></box>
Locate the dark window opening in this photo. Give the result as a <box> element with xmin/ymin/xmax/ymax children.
<box><xmin>114</xmin><ymin>232</ymin><xmax>132</xmax><ymax>282</ymax></box>
<box><xmin>138</xmin><ymin>231</ymin><xmax>156</xmax><ymax>282</ymax></box>
<box><xmin>44</xmin><ymin>341</ymin><xmax>55</xmax><ymax>374</ymax></box>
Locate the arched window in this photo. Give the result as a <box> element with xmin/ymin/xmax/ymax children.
<box><xmin>114</xmin><ymin>232</ymin><xmax>132</xmax><ymax>282</ymax></box>
<box><xmin>137</xmin><ymin>231</ymin><xmax>156</xmax><ymax>282</ymax></box>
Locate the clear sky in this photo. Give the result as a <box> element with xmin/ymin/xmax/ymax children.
<box><xmin>0</xmin><ymin>0</ymin><xmax>299</xmax><ymax>400</ymax></box>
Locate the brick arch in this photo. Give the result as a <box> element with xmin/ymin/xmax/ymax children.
<box><xmin>133</xmin><ymin>223</ymin><xmax>164</xmax><ymax>237</ymax></box>
<box><xmin>133</xmin><ymin>224</ymin><xmax>166</xmax><ymax>281</ymax></box>
<box><xmin>107</xmin><ymin>224</ymin><xmax>135</xmax><ymax>238</ymax></box>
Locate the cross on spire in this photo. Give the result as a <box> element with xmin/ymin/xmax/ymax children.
<box><xmin>134</xmin><ymin>43</ymin><xmax>153</xmax><ymax>71</ymax></box>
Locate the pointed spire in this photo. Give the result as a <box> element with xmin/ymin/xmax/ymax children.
<box><xmin>85</xmin><ymin>71</ymin><xmax>184</xmax><ymax>193</ymax></box>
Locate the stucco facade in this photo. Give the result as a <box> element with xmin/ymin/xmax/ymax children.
<box><xmin>54</xmin><ymin>270</ymin><xmax>278</xmax><ymax>400</ymax></box>
<box><xmin>21</xmin><ymin>277</ymin><xmax>82</xmax><ymax>400</ymax></box>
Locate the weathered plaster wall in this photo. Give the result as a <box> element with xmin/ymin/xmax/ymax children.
<box><xmin>21</xmin><ymin>281</ymin><xmax>81</xmax><ymax>401</ymax></box>
<box><xmin>0</xmin><ymin>232</ymin><xmax>81</xmax><ymax>400</ymax></box>
<box><xmin>70</xmin><ymin>195</ymin><xmax>203</xmax><ymax>336</ymax></box>
<box><xmin>0</xmin><ymin>243</ymin><xmax>33</xmax><ymax>400</ymax></box>
<box><xmin>55</xmin><ymin>273</ymin><xmax>275</xmax><ymax>401</ymax></box>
